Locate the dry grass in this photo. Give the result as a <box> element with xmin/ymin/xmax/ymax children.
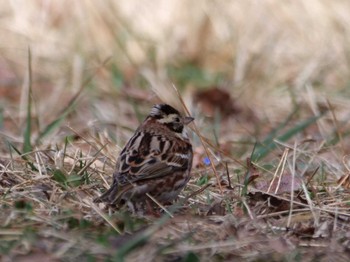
<box><xmin>2</xmin><ymin>1</ymin><xmax>350</xmax><ymax>261</ymax></box>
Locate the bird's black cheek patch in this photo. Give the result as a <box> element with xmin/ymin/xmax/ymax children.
<box><xmin>164</xmin><ymin>123</ymin><xmax>183</xmax><ymax>133</ymax></box>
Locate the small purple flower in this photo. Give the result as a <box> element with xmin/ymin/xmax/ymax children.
<box><xmin>203</xmin><ymin>157</ymin><xmax>211</xmax><ymax>166</ymax></box>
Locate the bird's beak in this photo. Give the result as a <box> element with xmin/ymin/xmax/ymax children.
<box><xmin>183</xmin><ymin>116</ymin><xmax>194</xmax><ymax>125</ymax></box>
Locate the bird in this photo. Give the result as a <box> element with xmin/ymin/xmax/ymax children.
<box><xmin>94</xmin><ymin>104</ymin><xmax>194</xmax><ymax>210</ymax></box>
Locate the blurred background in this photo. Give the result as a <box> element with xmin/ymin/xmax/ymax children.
<box><xmin>1</xmin><ymin>0</ymin><xmax>350</xmax><ymax>155</ymax></box>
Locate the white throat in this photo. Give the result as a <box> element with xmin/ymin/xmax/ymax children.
<box><xmin>180</xmin><ymin>127</ymin><xmax>189</xmax><ymax>140</ymax></box>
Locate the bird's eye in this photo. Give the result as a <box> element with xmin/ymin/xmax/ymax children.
<box><xmin>174</xmin><ymin>117</ymin><xmax>180</xmax><ymax>122</ymax></box>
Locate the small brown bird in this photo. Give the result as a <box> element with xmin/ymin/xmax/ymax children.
<box><xmin>94</xmin><ymin>104</ymin><xmax>194</xmax><ymax>209</ymax></box>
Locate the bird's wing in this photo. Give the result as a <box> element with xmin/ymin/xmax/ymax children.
<box><xmin>115</xmin><ymin>129</ymin><xmax>191</xmax><ymax>185</ymax></box>
<box><xmin>133</xmin><ymin>161</ymin><xmax>176</xmax><ymax>181</ymax></box>
<box><xmin>119</xmin><ymin>155</ymin><xmax>189</xmax><ymax>185</ymax></box>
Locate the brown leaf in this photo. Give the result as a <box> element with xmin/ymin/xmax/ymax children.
<box><xmin>292</xmin><ymin>222</ymin><xmax>315</xmax><ymax>238</ymax></box>
<box><xmin>193</xmin><ymin>87</ymin><xmax>240</xmax><ymax>118</ymax></box>
<box><xmin>248</xmin><ymin>191</ymin><xmax>290</xmax><ymax>212</ymax></box>
<box><xmin>254</xmin><ymin>171</ymin><xmax>303</xmax><ymax>194</ymax></box>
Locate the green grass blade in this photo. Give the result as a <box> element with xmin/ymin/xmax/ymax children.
<box><xmin>23</xmin><ymin>47</ymin><xmax>33</xmax><ymax>153</ymax></box>
<box><xmin>252</xmin><ymin>113</ymin><xmax>325</xmax><ymax>161</ymax></box>
<box><xmin>36</xmin><ymin>106</ymin><xmax>75</xmax><ymax>143</ymax></box>
<box><xmin>52</xmin><ymin>169</ymin><xmax>68</xmax><ymax>188</ymax></box>
<box><xmin>8</xmin><ymin>141</ymin><xmax>38</xmax><ymax>171</ymax></box>
<box><xmin>258</xmin><ymin>107</ymin><xmax>298</xmax><ymax>147</ymax></box>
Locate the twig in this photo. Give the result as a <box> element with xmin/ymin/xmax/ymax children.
<box><xmin>172</xmin><ymin>84</ymin><xmax>224</xmax><ymax>194</ymax></box>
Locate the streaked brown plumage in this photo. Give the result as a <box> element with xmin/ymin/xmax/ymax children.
<box><xmin>94</xmin><ymin>104</ymin><xmax>194</xmax><ymax>208</ymax></box>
